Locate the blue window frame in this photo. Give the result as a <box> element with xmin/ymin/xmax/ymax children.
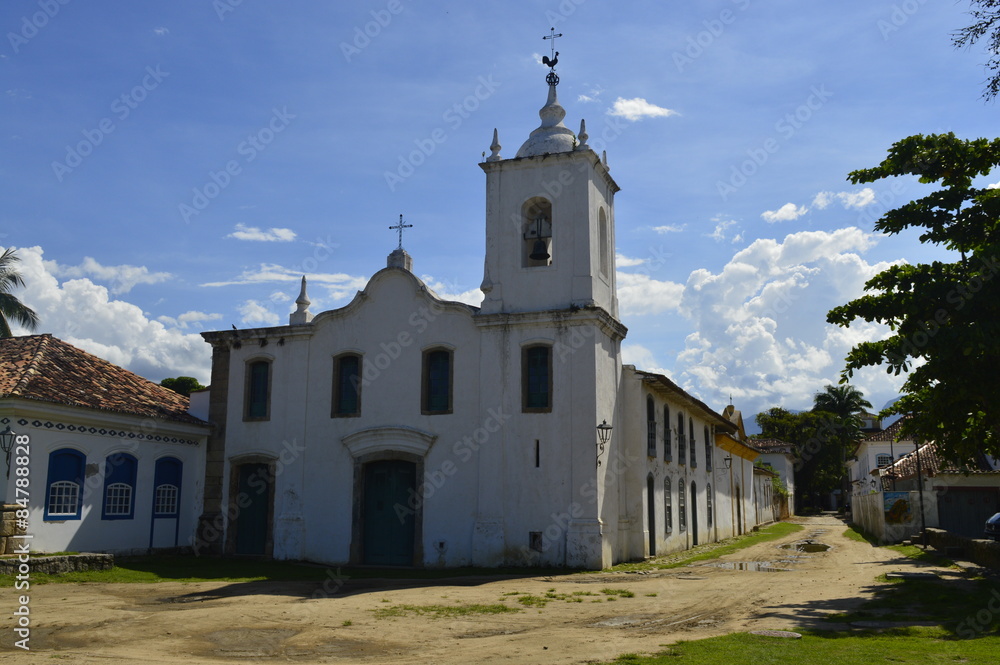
<box><xmin>45</xmin><ymin>448</ymin><xmax>85</xmax><ymax>520</ymax></box>
<box><xmin>102</xmin><ymin>452</ymin><xmax>137</xmax><ymax>520</ymax></box>
<box><xmin>153</xmin><ymin>457</ymin><xmax>182</xmax><ymax>517</ymax></box>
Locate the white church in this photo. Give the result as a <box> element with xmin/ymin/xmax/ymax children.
<box><xmin>194</xmin><ymin>63</ymin><xmax>773</xmax><ymax>570</ymax></box>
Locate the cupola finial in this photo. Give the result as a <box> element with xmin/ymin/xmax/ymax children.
<box><xmin>542</xmin><ymin>27</ymin><xmax>562</xmax><ymax>86</ymax></box>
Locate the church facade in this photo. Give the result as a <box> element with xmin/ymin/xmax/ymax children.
<box><xmin>196</xmin><ymin>73</ymin><xmax>767</xmax><ymax>569</ymax></box>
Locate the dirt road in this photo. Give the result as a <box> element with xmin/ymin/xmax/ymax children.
<box><xmin>1</xmin><ymin>516</ymin><xmax>950</xmax><ymax>664</ymax></box>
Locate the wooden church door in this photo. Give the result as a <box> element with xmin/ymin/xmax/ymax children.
<box><xmin>363</xmin><ymin>460</ymin><xmax>416</xmax><ymax>566</ymax></box>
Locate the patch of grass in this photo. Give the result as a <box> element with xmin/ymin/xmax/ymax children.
<box><xmin>517</xmin><ymin>594</ymin><xmax>550</xmax><ymax>608</ymax></box>
<box><xmin>602</xmin><ymin>588</ymin><xmax>635</xmax><ymax>598</ymax></box>
<box><xmin>886</xmin><ymin>544</ymin><xmax>955</xmax><ymax>568</ymax></box>
<box><xmin>843</xmin><ymin>524</ymin><xmax>879</xmax><ymax>546</ymax></box>
<box><xmin>607</xmin><ymin>628</ymin><xmax>1000</xmax><ymax>664</ymax></box>
<box><xmin>341</xmin><ymin>620</ymin><xmax>352</xmax><ymax>626</ymax></box>
<box><xmin>372</xmin><ymin>603</ymin><xmax>519</xmax><ymax>619</ymax></box>
<box><xmin>606</xmin><ymin>522</ymin><xmax>804</xmax><ymax>573</ymax></box>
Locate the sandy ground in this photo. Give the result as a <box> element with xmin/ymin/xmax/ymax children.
<box><xmin>0</xmin><ymin>516</ymin><xmax>955</xmax><ymax>664</ymax></box>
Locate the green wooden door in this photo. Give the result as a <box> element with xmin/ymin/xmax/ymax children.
<box><xmin>235</xmin><ymin>463</ymin><xmax>269</xmax><ymax>555</ymax></box>
<box><xmin>363</xmin><ymin>460</ymin><xmax>416</xmax><ymax>566</ymax></box>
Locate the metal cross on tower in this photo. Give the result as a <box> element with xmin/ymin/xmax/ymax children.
<box><xmin>542</xmin><ymin>27</ymin><xmax>562</xmax><ymax>86</ymax></box>
<box><xmin>543</xmin><ymin>27</ymin><xmax>561</xmax><ymax>64</ymax></box>
<box><xmin>389</xmin><ymin>214</ymin><xmax>412</xmax><ymax>250</ymax></box>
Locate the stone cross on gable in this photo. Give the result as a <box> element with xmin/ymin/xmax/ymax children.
<box><xmin>389</xmin><ymin>214</ymin><xmax>412</xmax><ymax>250</ymax></box>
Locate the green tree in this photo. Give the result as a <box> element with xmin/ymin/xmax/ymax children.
<box><xmin>160</xmin><ymin>376</ymin><xmax>206</xmax><ymax>397</ymax></box>
<box><xmin>953</xmin><ymin>0</ymin><xmax>1000</xmax><ymax>100</ymax></box>
<box><xmin>827</xmin><ymin>133</ymin><xmax>1000</xmax><ymax>463</ymax></box>
<box><xmin>0</xmin><ymin>248</ymin><xmax>40</xmax><ymax>338</ymax></box>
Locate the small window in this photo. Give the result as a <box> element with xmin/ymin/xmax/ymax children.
<box><xmin>422</xmin><ymin>348</ymin><xmax>453</xmax><ymax>414</ymax></box>
<box><xmin>664</xmin><ymin>477</ymin><xmax>673</xmax><ymax>534</ymax></box>
<box><xmin>333</xmin><ymin>353</ymin><xmax>362</xmax><ymax>417</ymax></box>
<box><xmin>876</xmin><ymin>454</ymin><xmax>892</xmax><ymax>467</ymax></box>
<box><xmin>678</xmin><ymin>478</ymin><xmax>687</xmax><ymax>532</ymax></box>
<box><xmin>707</xmin><ymin>483</ymin><xmax>713</xmax><ymax>527</ymax></box>
<box><xmin>646</xmin><ymin>395</ymin><xmax>656</xmax><ymax>457</ymax></box>
<box><xmin>153</xmin><ymin>457</ymin><xmax>182</xmax><ymax>517</ymax></box>
<box><xmin>704</xmin><ymin>426</ymin><xmax>712</xmax><ymax>472</ymax></box>
<box><xmin>677</xmin><ymin>413</ymin><xmax>687</xmax><ymax>466</ymax></box>
<box><xmin>522</xmin><ymin>345</ymin><xmax>552</xmax><ymax>412</ymax></box>
<box><xmin>245</xmin><ymin>359</ymin><xmax>271</xmax><ymax>420</ymax></box>
<box><xmin>522</xmin><ymin>198</ymin><xmax>553</xmax><ymax>268</ymax></box>
<box><xmin>102</xmin><ymin>452</ymin><xmax>137</xmax><ymax>520</ymax></box>
<box><xmin>689</xmin><ymin>419</ymin><xmax>697</xmax><ymax>469</ymax></box>
<box><xmin>598</xmin><ymin>208</ymin><xmax>609</xmax><ymax>278</ymax></box>
<box><xmin>45</xmin><ymin>448</ymin><xmax>85</xmax><ymax>520</ymax></box>
<box><xmin>663</xmin><ymin>405</ymin><xmax>672</xmax><ymax>462</ymax></box>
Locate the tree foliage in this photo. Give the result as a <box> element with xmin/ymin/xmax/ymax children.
<box><xmin>160</xmin><ymin>376</ymin><xmax>206</xmax><ymax>397</ymax></box>
<box><xmin>0</xmin><ymin>248</ymin><xmax>40</xmax><ymax>338</ymax></box>
<box><xmin>954</xmin><ymin>0</ymin><xmax>1000</xmax><ymax>100</ymax></box>
<box><xmin>827</xmin><ymin>133</ymin><xmax>1000</xmax><ymax>463</ymax></box>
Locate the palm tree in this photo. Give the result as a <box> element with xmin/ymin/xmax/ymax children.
<box><xmin>0</xmin><ymin>248</ymin><xmax>40</xmax><ymax>337</ymax></box>
<box><xmin>813</xmin><ymin>384</ymin><xmax>872</xmax><ymax>511</ymax></box>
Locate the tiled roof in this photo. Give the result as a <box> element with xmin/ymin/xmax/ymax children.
<box><xmin>751</xmin><ymin>437</ymin><xmax>794</xmax><ymax>453</ymax></box>
<box><xmin>0</xmin><ymin>334</ymin><xmax>205</xmax><ymax>425</ymax></box>
<box><xmin>636</xmin><ymin>370</ymin><xmax>737</xmax><ymax>433</ymax></box>
<box><xmin>863</xmin><ymin>415</ymin><xmax>913</xmax><ymax>442</ymax></box>
<box><xmin>880</xmin><ymin>441</ymin><xmax>998</xmax><ymax>481</ymax></box>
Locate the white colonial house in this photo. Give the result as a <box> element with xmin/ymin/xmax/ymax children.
<box><xmin>195</xmin><ymin>70</ymin><xmax>780</xmax><ymax>569</ymax></box>
<box><xmin>0</xmin><ymin>334</ymin><xmax>209</xmax><ymax>554</ymax></box>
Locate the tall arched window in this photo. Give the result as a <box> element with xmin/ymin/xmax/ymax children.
<box><xmin>704</xmin><ymin>426</ymin><xmax>712</xmax><ymax>471</ymax></box>
<box><xmin>707</xmin><ymin>483</ymin><xmax>714</xmax><ymax>527</ymax></box>
<box><xmin>522</xmin><ymin>198</ymin><xmax>553</xmax><ymax>267</ymax></box>
<box><xmin>677</xmin><ymin>412</ymin><xmax>686</xmax><ymax>466</ymax></box>
<box><xmin>45</xmin><ymin>448</ymin><xmax>86</xmax><ymax>520</ymax></box>
<box><xmin>598</xmin><ymin>208</ymin><xmax>609</xmax><ymax>278</ymax></box>
<box><xmin>646</xmin><ymin>395</ymin><xmax>656</xmax><ymax>457</ymax></box>
<box><xmin>153</xmin><ymin>457</ymin><xmax>183</xmax><ymax>517</ymax></box>
<box><xmin>244</xmin><ymin>359</ymin><xmax>271</xmax><ymax>420</ymax></box>
<box><xmin>333</xmin><ymin>353</ymin><xmax>362</xmax><ymax>417</ymax></box>
<box><xmin>689</xmin><ymin>418</ymin><xmax>697</xmax><ymax>469</ymax></box>
<box><xmin>422</xmin><ymin>347</ymin><xmax>453</xmax><ymax>414</ymax></box>
<box><xmin>663</xmin><ymin>404</ymin><xmax>672</xmax><ymax>462</ymax></box>
<box><xmin>102</xmin><ymin>452</ymin><xmax>138</xmax><ymax>520</ymax></box>
<box><xmin>522</xmin><ymin>344</ymin><xmax>552</xmax><ymax>412</ymax></box>
<box><xmin>678</xmin><ymin>477</ymin><xmax>687</xmax><ymax>532</ymax></box>
<box><xmin>664</xmin><ymin>477</ymin><xmax>673</xmax><ymax>534</ymax></box>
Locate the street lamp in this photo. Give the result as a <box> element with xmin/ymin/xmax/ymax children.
<box><xmin>723</xmin><ymin>455</ymin><xmax>733</xmax><ymax>470</ymax></box>
<box><xmin>0</xmin><ymin>426</ymin><xmax>15</xmax><ymax>479</ymax></box>
<box><xmin>596</xmin><ymin>420</ymin><xmax>613</xmax><ymax>467</ymax></box>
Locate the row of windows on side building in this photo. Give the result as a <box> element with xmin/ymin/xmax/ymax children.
<box><xmin>646</xmin><ymin>395</ymin><xmax>714</xmax><ymax>470</ymax></box>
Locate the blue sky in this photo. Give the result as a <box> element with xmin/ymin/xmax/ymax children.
<box><xmin>3</xmin><ymin>1</ymin><xmax>997</xmax><ymax>420</ymax></box>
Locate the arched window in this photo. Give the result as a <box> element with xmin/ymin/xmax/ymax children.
<box><xmin>704</xmin><ymin>426</ymin><xmax>712</xmax><ymax>471</ymax></box>
<box><xmin>646</xmin><ymin>395</ymin><xmax>656</xmax><ymax>457</ymax></box>
<box><xmin>102</xmin><ymin>452</ymin><xmax>137</xmax><ymax>520</ymax></box>
<box><xmin>677</xmin><ymin>412</ymin><xmax>686</xmax><ymax>466</ymax></box>
<box><xmin>45</xmin><ymin>448</ymin><xmax>85</xmax><ymax>520</ymax></box>
<box><xmin>678</xmin><ymin>477</ymin><xmax>687</xmax><ymax>532</ymax></box>
<box><xmin>664</xmin><ymin>477</ymin><xmax>673</xmax><ymax>533</ymax></box>
<box><xmin>522</xmin><ymin>344</ymin><xmax>552</xmax><ymax>412</ymax></box>
<box><xmin>153</xmin><ymin>457</ymin><xmax>182</xmax><ymax>517</ymax></box>
<box><xmin>663</xmin><ymin>404</ymin><xmax>672</xmax><ymax>462</ymax></box>
<box><xmin>707</xmin><ymin>483</ymin><xmax>713</xmax><ymax>527</ymax></box>
<box><xmin>422</xmin><ymin>347</ymin><xmax>453</xmax><ymax>414</ymax></box>
<box><xmin>333</xmin><ymin>353</ymin><xmax>362</xmax><ymax>417</ymax></box>
<box><xmin>598</xmin><ymin>208</ymin><xmax>609</xmax><ymax>278</ymax></box>
<box><xmin>522</xmin><ymin>198</ymin><xmax>553</xmax><ymax>267</ymax></box>
<box><xmin>689</xmin><ymin>418</ymin><xmax>697</xmax><ymax>469</ymax></box>
<box><xmin>244</xmin><ymin>359</ymin><xmax>271</xmax><ymax>420</ymax></box>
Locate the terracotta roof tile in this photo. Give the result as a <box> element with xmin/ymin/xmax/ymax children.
<box><xmin>880</xmin><ymin>441</ymin><xmax>998</xmax><ymax>481</ymax></box>
<box><xmin>0</xmin><ymin>334</ymin><xmax>205</xmax><ymax>425</ymax></box>
<box><xmin>751</xmin><ymin>437</ymin><xmax>794</xmax><ymax>453</ymax></box>
<box><xmin>863</xmin><ymin>415</ymin><xmax>913</xmax><ymax>442</ymax></box>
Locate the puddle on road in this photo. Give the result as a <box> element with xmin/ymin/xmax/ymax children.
<box><xmin>702</xmin><ymin>561</ymin><xmax>791</xmax><ymax>572</ymax></box>
<box><xmin>781</xmin><ymin>540</ymin><xmax>831</xmax><ymax>553</ymax></box>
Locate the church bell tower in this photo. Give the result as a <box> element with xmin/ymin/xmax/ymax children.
<box><xmin>478</xmin><ymin>38</ymin><xmax>620</xmax><ymax>320</ymax></box>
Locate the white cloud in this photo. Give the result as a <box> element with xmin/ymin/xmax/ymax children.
<box><xmin>9</xmin><ymin>246</ymin><xmax>211</xmax><ymax>384</ymax></box>
<box><xmin>607</xmin><ymin>97</ymin><xmax>678</xmax><ymax>121</ymax></box>
<box><xmin>419</xmin><ymin>276</ymin><xmax>483</xmax><ymax>307</ymax></box>
<box><xmin>157</xmin><ymin>310</ymin><xmax>223</xmax><ymax>330</ymax></box>
<box><xmin>988</xmin><ymin>181</ymin><xmax>1000</xmax><ymax>190</ymax></box>
<box><xmin>226</xmin><ymin>223</ymin><xmax>297</xmax><ymax>242</ymax></box>
<box><xmin>652</xmin><ymin>224</ymin><xmax>685</xmax><ymax>234</ymax></box>
<box><xmin>812</xmin><ymin>188</ymin><xmax>876</xmax><ymax>210</ymax></box>
<box><xmin>709</xmin><ymin>217</ymin><xmax>740</xmax><ymax>242</ymax></box>
<box><xmin>761</xmin><ymin>203</ymin><xmax>808</xmax><ymax>223</ymax></box>
<box><xmin>153</xmin><ymin>27</ymin><xmax>170</xmax><ymax>36</ymax></box>
<box><xmin>577</xmin><ymin>85</ymin><xmax>605</xmax><ymax>104</ymax></box>
<box><xmin>45</xmin><ymin>256</ymin><xmax>171</xmax><ymax>295</ymax></box>
<box><xmin>616</xmin><ymin>253</ymin><xmax>646</xmax><ymax>268</ymax></box>
<box><xmin>668</xmin><ymin>228</ymin><xmax>905</xmax><ymax>414</ymax></box>
<box><xmin>616</xmin><ymin>271</ymin><xmax>685</xmax><ymax>315</ymax></box>
<box><xmin>238</xmin><ymin>300</ymin><xmax>279</xmax><ymax>326</ymax></box>
<box><xmin>622</xmin><ymin>344</ymin><xmax>669</xmax><ymax>375</ymax></box>
<box><xmin>201</xmin><ymin>264</ymin><xmax>369</xmax><ymax>303</ymax></box>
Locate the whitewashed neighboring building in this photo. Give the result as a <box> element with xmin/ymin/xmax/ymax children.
<box><xmin>195</xmin><ymin>71</ymin><xmax>779</xmax><ymax>569</ymax></box>
<box><xmin>849</xmin><ymin>417</ymin><xmax>913</xmax><ymax>496</ymax></box>
<box><xmin>0</xmin><ymin>334</ymin><xmax>209</xmax><ymax>554</ymax></box>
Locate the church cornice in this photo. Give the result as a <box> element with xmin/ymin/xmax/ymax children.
<box><xmin>479</xmin><ymin>147</ymin><xmax>620</xmax><ymax>194</ymax></box>
<box><xmin>474</xmin><ymin>305</ymin><xmax>626</xmax><ymax>340</ymax></box>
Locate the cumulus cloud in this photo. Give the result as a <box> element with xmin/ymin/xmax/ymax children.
<box><xmin>607</xmin><ymin>97</ymin><xmax>678</xmax><ymax>121</ymax></box>
<box><xmin>157</xmin><ymin>310</ymin><xmax>223</xmax><ymax>329</ymax></box>
<box><xmin>419</xmin><ymin>276</ymin><xmax>483</xmax><ymax>307</ymax></box>
<box><xmin>201</xmin><ymin>263</ymin><xmax>369</xmax><ymax>302</ymax></box>
<box><xmin>616</xmin><ymin>271</ymin><xmax>685</xmax><ymax>315</ymax></box>
<box><xmin>616</xmin><ymin>254</ymin><xmax>646</xmax><ymax>268</ymax></box>
<box><xmin>622</xmin><ymin>344</ymin><xmax>669</xmax><ymax>375</ymax></box>
<box><xmin>709</xmin><ymin>217</ymin><xmax>740</xmax><ymax>242</ymax></box>
<box><xmin>45</xmin><ymin>256</ymin><xmax>171</xmax><ymax>295</ymax></box>
<box><xmin>812</xmin><ymin>188</ymin><xmax>876</xmax><ymax>210</ymax></box>
<box><xmin>226</xmin><ymin>223</ymin><xmax>297</xmax><ymax>242</ymax></box>
<box><xmin>238</xmin><ymin>300</ymin><xmax>280</xmax><ymax>326</ymax></box>
<box><xmin>761</xmin><ymin>203</ymin><xmax>808</xmax><ymax>223</ymax></box>
<box><xmin>9</xmin><ymin>246</ymin><xmax>211</xmax><ymax>383</ymax></box>
<box><xmin>667</xmin><ymin>228</ymin><xmax>905</xmax><ymax>414</ymax></box>
<box><xmin>652</xmin><ymin>224</ymin><xmax>685</xmax><ymax>234</ymax></box>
